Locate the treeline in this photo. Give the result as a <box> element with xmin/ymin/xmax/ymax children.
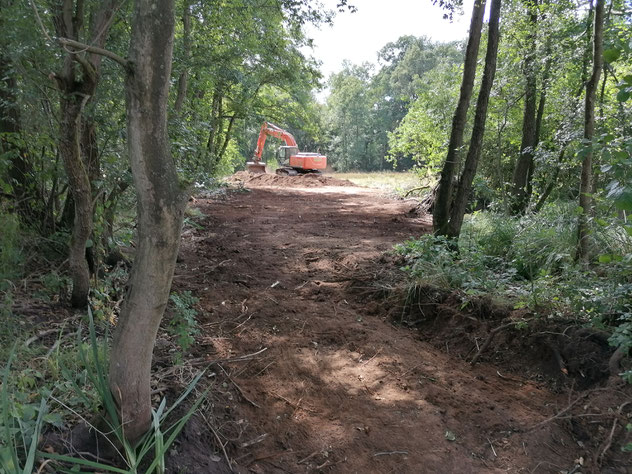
<box><xmin>0</xmin><ymin>0</ymin><xmax>340</xmax><ymax>301</ymax></box>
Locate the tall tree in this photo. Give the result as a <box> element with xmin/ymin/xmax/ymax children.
<box><xmin>447</xmin><ymin>0</ymin><xmax>502</xmax><ymax>238</ymax></box>
<box><xmin>576</xmin><ymin>0</ymin><xmax>605</xmax><ymax>261</ymax></box>
<box><xmin>510</xmin><ymin>0</ymin><xmax>539</xmax><ymax>215</ymax></box>
<box><xmin>433</xmin><ymin>0</ymin><xmax>487</xmax><ymax>236</ymax></box>
<box><xmin>108</xmin><ymin>0</ymin><xmax>186</xmax><ymax>442</ymax></box>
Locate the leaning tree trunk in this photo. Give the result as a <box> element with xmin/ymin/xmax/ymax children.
<box><xmin>447</xmin><ymin>0</ymin><xmax>502</xmax><ymax>239</ymax></box>
<box><xmin>577</xmin><ymin>0</ymin><xmax>605</xmax><ymax>262</ymax></box>
<box><xmin>434</xmin><ymin>0</ymin><xmax>487</xmax><ymax>236</ymax></box>
<box><xmin>510</xmin><ymin>1</ymin><xmax>538</xmax><ymax>215</ymax></box>
<box><xmin>108</xmin><ymin>0</ymin><xmax>186</xmax><ymax>443</ymax></box>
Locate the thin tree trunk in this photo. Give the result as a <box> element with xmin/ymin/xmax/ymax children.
<box><xmin>173</xmin><ymin>0</ymin><xmax>191</xmax><ymax>114</ymax></box>
<box><xmin>108</xmin><ymin>0</ymin><xmax>185</xmax><ymax>443</ymax></box>
<box><xmin>58</xmin><ymin>93</ymin><xmax>93</xmax><ymax>307</ymax></box>
<box><xmin>205</xmin><ymin>90</ymin><xmax>221</xmax><ymax>160</ymax></box>
<box><xmin>0</xmin><ymin>56</ymin><xmax>41</xmax><ymax>221</ymax></box>
<box><xmin>434</xmin><ymin>0</ymin><xmax>487</xmax><ymax>236</ymax></box>
<box><xmin>447</xmin><ymin>0</ymin><xmax>502</xmax><ymax>238</ymax></box>
<box><xmin>577</xmin><ymin>0</ymin><xmax>605</xmax><ymax>261</ymax></box>
<box><xmin>218</xmin><ymin>114</ymin><xmax>237</xmax><ymax>162</ymax></box>
<box><xmin>534</xmin><ymin>147</ymin><xmax>566</xmax><ymax>212</ymax></box>
<box><xmin>510</xmin><ymin>1</ymin><xmax>538</xmax><ymax>215</ymax></box>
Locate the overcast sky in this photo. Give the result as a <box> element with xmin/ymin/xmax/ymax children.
<box><xmin>303</xmin><ymin>0</ymin><xmax>476</xmax><ymax>81</ymax></box>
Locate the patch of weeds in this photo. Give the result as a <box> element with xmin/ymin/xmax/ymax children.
<box><xmin>168</xmin><ymin>291</ymin><xmax>200</xmax><ymax>362</ymax></box>
<box><xmin>2</xmin><ymin>309</ymin><xmax>208</xmax><ymax>473</ymax></box>
<box><xmin>35</xmin><ymin>271</ymin><xmax>70</xmax><ymax>302</ymax></box>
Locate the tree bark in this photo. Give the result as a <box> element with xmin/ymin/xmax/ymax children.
<box><xmin>174</xmin><ymin>0</ymin><xmax>191</xmax><ymax>114</ymax></box>
<box><xmin>53</xmin><ymin>0</ymin><xmax>121</xmax><ymax>307</ymax></box>
<box><xmin>0</xmin><ymin>56</ymin><xmax>41</xmax><ymax>221</ymax></box>
<box><xmin>510</xmin><ymin>1</ymin><xmax>539</xmax><ymax>215</ymax></box>
<box><xmin>108</xmin><ymin>0</ymin><xmax>186</xmax><ymax>443</ymax></box>
<box><xmin>577</xmin><ymin>0</ymin><xmax>605</xmax><ymax>261</ymax></box>
<box><xmin>447</xmin><ymin>0</ymin><xmax>502</xmax><ymax>238</ymax></box>
<box><xmin>433</xmin><ymin>0</ymin><xmax>487</xmax><ymax>236</ymax></box>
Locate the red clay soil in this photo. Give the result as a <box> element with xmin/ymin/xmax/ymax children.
<box><xmin>167</xmin><ymin>174</ymin><xmax>631</xmax><ymax>473</ymax></box>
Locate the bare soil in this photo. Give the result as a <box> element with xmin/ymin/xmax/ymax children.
<box><xmin>166</xmin><ymin>173</ymin><xmax>631</xmax><ymax>473</ymax></box>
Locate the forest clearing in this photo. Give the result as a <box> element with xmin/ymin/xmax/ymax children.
<box><xmin>2</xmin><ymin>0</ymin><xmax>632</xmax><ymax>472</ymax></box>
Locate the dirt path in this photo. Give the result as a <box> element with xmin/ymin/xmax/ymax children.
<box><xmin>171</xmin><ymin>177</ymin><xmax>595</xmax><ymax>473</ymax></box>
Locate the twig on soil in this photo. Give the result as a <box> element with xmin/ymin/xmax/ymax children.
<box><xmin>361</xmin><ymin>347</ymin><xmax>382</xmax><ymax>365</ymax></box>
<box><xmin>253</xmin><ymin>361</ymin><xmax>275</xmax><ymax>377</ymax></box>
<box><xmin>207</xmin><ymin>421</ymin><xmax>234</xmax><ymax>473</ymax></box>
<box><xmin>487</xmin><ymin>438</ymin><xmax>497</xmax><ymax>457</ymax></box>
<box><xmin>268</xmin><ymin>391</ymin><xmax>317</xmax><ymax>414</ymax></box>
<box><xmin>598</xmin><ymin>401</ymin><xmax>631</xmax><ymax>466</ymax></box>
<box><xmin>189</xmin><ymin>347</ymin><xmax>268</xmax><ymax>367</ymax></box>
<box><xmin>240</xmin><ymin>433</ymin><xmax>268</xmax><ymax>448</ymax></box>
<box><xmin>218</xmin><ymin>364</ymin><xmax>260</xmax><ymax>408</ymax></box>
<box><xmin>373</xmin><ymin>451</ymin><xmax>408</xmax><ymax>457</ymax></box>
<box><xmin>232</xmin><ymin>312</ymin><xmax>256</xmax><ymax>333</ymax></box>
<box><xmin>297</xmin><ymin>451</ymin><xmax>318</xmax><ymax>464</ymax></box>
<box><xmin>527</xmin><ymin>394</ymin><xmax>586</xmax><ymax>431</ymax></box>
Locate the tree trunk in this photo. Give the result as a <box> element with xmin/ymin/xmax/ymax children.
<box><xmin>510</xmin><ymin>1</ymin><xmax>538</xmax><ymax>215</ymax></box>
<box><xmin>0</xmin><ymin>55</ymin><xmax>42</xmax><ymax>221</ymax></box>
<box><xmin>577</xmin><ymin>0</ymin><xmax>605</xmax><ymax>261</ymax></box>
<box><xmin>174</xmin><ymin>0</ymin><xmax>191</xmax><ymax>114</ymax></box>
<box><xmin>52</xmin><ymin>0</ymin><xmax>121</xmax><ymax>307</ymax></box>
<box><xmin>434</xmin><ymin>0</ymin><xmax>487</xmax><ymax>235</ymax></box>
<box><xmin>447</xmin><ymin>0</ymin><xmax>502</xmax><ymax>238</ymax></box>
<box><xmin>108</xmin><ymin>0</ymin><xmax>185</xmax><ymax>443</ymax></box>
<box><xmin>534</xmin><ymin>147</ymin><xmax>566</xmax><ymax>213</ymax></box>
<box><xmin>58</xmin><ymin>92</ymin><xmax>93</xmax><ymax>307</ymax></box>
<box><xmin>218</xmin><ymin>114</ymin><xmax>237</xmax><ymax>163</ymax></box>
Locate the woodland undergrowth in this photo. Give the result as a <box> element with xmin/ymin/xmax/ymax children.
<box><xmin>396</xmin><ymin>201</ymin><xmax>632</xmax><ymax>383</ymax></box>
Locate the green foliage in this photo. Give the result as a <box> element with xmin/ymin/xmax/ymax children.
<box><xmin>1</xmin><ymin>309</ymin><xmax>207</xmax><ymax>473</ymax></box>
<box><xmin>168</xmin><ymin>291</ymin><xmax>200</xmax><ymax>360</ymax></box>
<box><xmin>0</xmin><ymin>211</ymin><xmax>23</xmax><ymax>288</ymax></box>
<box><xmin>397</xmin><ymin>206</ymin><xmax>632</xmax><ymax>380</ymax></box>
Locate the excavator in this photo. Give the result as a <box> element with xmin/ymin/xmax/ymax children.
<box><xmin>247</xmin><ymin>122</ymin><xmax>327</xmax><ymax>176</ymax></box>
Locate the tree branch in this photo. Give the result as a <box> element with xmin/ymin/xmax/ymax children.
<box><xmin>57</xmin><ymin>37</ymin><xmax>130</xmax><ymax>70</ymax></box>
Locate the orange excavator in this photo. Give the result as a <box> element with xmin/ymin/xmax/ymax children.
<box><xmin>247</xmin><ymin>122</ymin><xmax>327</xmax><ymax>176</ymax></box>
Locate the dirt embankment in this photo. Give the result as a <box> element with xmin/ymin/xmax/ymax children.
<box><xmin>165</xmin><ymin>173</ymin><xmax>630</xmax><ymax>474</ymax></box>
<box><xmin>227</xmin><ymin>171</ymin><xmax>355</xmax><ymax>188</ymax></box>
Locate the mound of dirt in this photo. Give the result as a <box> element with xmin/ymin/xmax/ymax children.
<box><xmin>228</xmin><ymin>170</ymin><xmax>355</xmax><ymax>188</ymax></box>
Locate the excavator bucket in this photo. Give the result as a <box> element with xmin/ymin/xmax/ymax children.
<box><xmin>246</xmin><ymin>161</ymin><xmax>266</xmax><ymax>173</ymax></box>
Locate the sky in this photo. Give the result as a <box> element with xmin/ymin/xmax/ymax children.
<box><xmin>303</xmin><ymin>0</ymin><xmax>475</xmax><ymax>81</ymax></box>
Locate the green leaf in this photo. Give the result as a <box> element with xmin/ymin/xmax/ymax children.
<box><xmin>603</xmin><ymin>48</ymin><xmax>621</xmax><ymax>63</ymax></box>
<box><xmin>598</xmin><ymin>254</ymin><xmax>612</xmax><ymax>264</ymax></box>
<box><xmin>617</xmin><ymin>89</ymin><xmax>630</xmax><ymax>102</ymax></box>
<box><xmin>614</xmin><ymin>190</ymin><xmax>632</xmax><ymax>211</ymax></box>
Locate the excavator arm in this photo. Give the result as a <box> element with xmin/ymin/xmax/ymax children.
<box><xmin>252</xmin><ymin>122</ymin><xmax>299</xmax><ymax>161</ymax></box>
